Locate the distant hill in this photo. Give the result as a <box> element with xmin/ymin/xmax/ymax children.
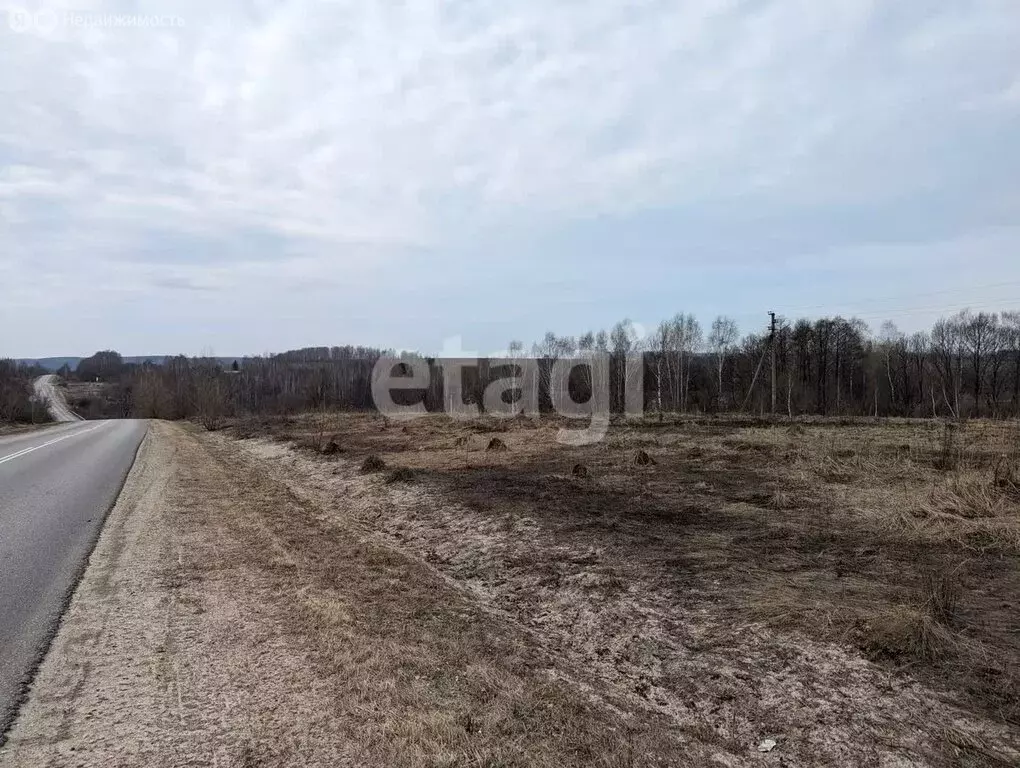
<box><xmin>16</xmin><ymin>357</ymin><xmax>83</xmax><ymax>372</ymax></box>
<box><xmin>16</xmin><ymin>356</ymin><xmax>242</xmax><ymax>372</ymax></box>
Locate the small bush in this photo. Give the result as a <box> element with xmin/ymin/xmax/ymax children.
<box><xmin>201</xmin><ymin>416</ymin><xmax>225</xmax><ymax>431</ymax></box>
<box><xmin>360</xmin><ymin>455</ymin><xmax>386</xmax><ymax>473</ymax></box>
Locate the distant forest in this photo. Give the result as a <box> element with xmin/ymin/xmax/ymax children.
<box><xmin>25</xmin><ymin>308</ymin><xmax>1017</xmax><ymax>426</ymax></box>
<box><xmin>0</xmin><ymin>359</ymin><xmax>49</xmax><ymax>423</ymax></box>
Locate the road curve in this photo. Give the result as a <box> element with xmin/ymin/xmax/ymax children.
<box><xmin>32</xmin><ymin>375</ymin><xmax>82</xmax><ymax>423</ymax></box>
<box><xmin>0</xmin><ymin>419</ymin><xmax>148</xmax><ymax>741</ymax></box>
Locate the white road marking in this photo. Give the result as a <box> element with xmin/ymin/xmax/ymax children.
<box><xmin>0</xmin><ymin>422</ymin><xmax>107</xmax><ymax>466</ymax></box>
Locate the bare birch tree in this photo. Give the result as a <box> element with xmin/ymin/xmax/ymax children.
<box><xmin>708</xmin><ymin>316</ymin><xmax>739</xmax><ymax>409</ymax></box>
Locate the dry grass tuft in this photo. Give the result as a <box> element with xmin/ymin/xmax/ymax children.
<box><xmin>922</xmin><ymin>566</ymin><xmax>963</xmax><ymax>627</ymax></box>
<box><xmin>935</xmin><ymin>422</ymin><xmax>962</xmax><ymax>471</ymax></box>
<box><xmin>815</xmin><ymin>457</ymin><xmax>855</xmax><ymax>483</ymax></box>
<box><xmin>920</xmin><ymin>478</ymin><xmax>1010</xmax><ymax>520</ymax></box>
<box><xmin>386</xmin><ymin>467</ymin><xmax>423</xmax><ymax>483</ymax></box>
<box><xmin>941</xmin><ymin>725</ymin><xmax>1019</xmax><ymax>767</ymax></box>
<box><xmin>895</xmin><ymin>475</ymin><xmax>1020</xmax><ymax>551</ymax></box>
<box><xmin>360</xmin><ymin>454</ymin><xmax>387</xmax><ymax>473</ymax></box>
<box><xmin>486</xmin><ymin>437</ymin><xmax>508</xmax><ymax>452</ymax></box>
<box><xmin>859</xmin><ymin>564</ymin><xmax>972</xmax><ymax>669</ymax></box>
<box><xmin>993</xmin><ymin>456</ymin><xmax>1020</xmax><ymax>496</ymax></box>
<box><xmin>572</xmin><ymin>463</ymin><xmax>589</xmax><ymax>479</ymax></box>
<box><xmin>860</xmin><ymin>607</ymin><xmax>959</xmax><ymax>663</ymax></box>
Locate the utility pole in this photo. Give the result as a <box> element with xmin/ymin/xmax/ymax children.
<box><xmin>769</xmin><ymin>312</ymin><xmax>777</xmax><ymax>415</ymax></box>
<box><xmin>739</xmin><ymin>312</ymin><xmax>779</xmax><ymax>415</ymax></box>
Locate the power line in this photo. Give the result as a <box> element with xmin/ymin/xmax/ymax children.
<box><xmin>726</xmin><ymin>295</ymin><xmax>1018</xmax><ymax>329</ymax></box>
<box><xmin>818</xmin><ymin>302</ymin><xmax>1018</xmax><ymax>323</ymax></box>
<box><xmin>765</xmin><ymin>300</ymin><xmax>1018</xmax><ymax>329</ymax></box>
<box><xmin>773</xmin><ymin>279</ymin><xmax>1020</xmax><ymax>315</ymax></box>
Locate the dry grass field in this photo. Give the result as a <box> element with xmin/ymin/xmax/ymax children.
<box><xmin>227</xmin><ymin>411</ymin><xmax>1020</xmax><ymax>766</ymax></box>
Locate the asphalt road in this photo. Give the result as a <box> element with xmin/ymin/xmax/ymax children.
<box><xmin>0</xmin><ymin>418</ymin><xmax>148</xmax><ymax>739</ymax></box>
<box><xmin>32</xmin><ymin>375</ymin><xmax>82</xmax><ymax>423</ymax></box>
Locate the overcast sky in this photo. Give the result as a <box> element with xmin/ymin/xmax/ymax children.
<box><xmin>2</xmin><ymin>1</ymin><xmax>1019</xmax><ymax>358</ymax></box>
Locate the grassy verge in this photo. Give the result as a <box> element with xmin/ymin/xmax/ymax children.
<box><xmin>228</xmin><ymin>412</ymin><xmax>1020</xmax><ymax>766</ymax></box>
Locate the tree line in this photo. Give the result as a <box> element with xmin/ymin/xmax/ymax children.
<box><xmin>0</xmin><ymin>359</ymin><xmax>49</xmax><ymax>423</ymax></box>
<box><xmin>63</xmin><ymin>308</ymin><xmax>1020</xmax><ymax>424</ymax></box>
<box><xmin>524</xmin><ymin>309</ymin><xmax>1020</xmax><ymax>419</ymax></box>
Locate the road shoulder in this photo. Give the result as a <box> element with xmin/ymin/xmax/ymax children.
<box><xmin>1</xmin><ymin>421</ymin><xmax>699</xmax><ymax>767</ymax></box>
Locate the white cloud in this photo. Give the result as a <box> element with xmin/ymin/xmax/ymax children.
<box><xmin>1</xmin><ymin>1</ymin><xmax>1018</xmax><ymax>353</ymax></box>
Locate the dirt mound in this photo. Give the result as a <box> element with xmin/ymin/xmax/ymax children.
<box><xmin>572</xmin><ymin>463</ymin><xmax>589</xmax><ymax>479</ymax></box>
<box><xmin>634</xmin><ymin>450</ymin><xmax>656</xmax><ymax>466</ymax></box>
<box><xmin>360</xmin><ymin>455</ymin><xmax>386</xmax><ymax>473</ymax></box>
<box><xmin>320</xmin><ymin>439</ymin><xmax>342</xmax><ymax>455</ymax></box>
<box><xmin>486</xmin><ymin>438</ymin><xmax>508</xmax><ymax>452</ymax></box>
<box><xmin>386</xmin><ymin>467</ymin><xmax>422</xmax><ymax>483</ymax></box>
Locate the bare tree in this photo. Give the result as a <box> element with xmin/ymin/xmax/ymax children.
<box><xmin>879</xmin><ymin>321</ymin><xmax>905</xmax><ymax>414</ymax></box>
<box><xmin>932</xmin><ymin>315</ymin><xmax>964</xmax><ymax>418</ymax></box>
<box><xmin>1002</xmin><ymin>311</ymin><xmax>1020</xmax><ymax>414</ymax></box>
<box><xmin>610</xmin><ymin>319</ymin><xmax>639</xmax><ymax>413</ymax></box>
<box><xmin>194</xmin><ymin>364</ymin><xmax>228</xmax><ymax>430</ymax></box>
<box><xmin>665</xmin><ymin>313</ymin><xmax>702</xmax><ymax>413</ymax></box>
<box><xmin>984</xmin><ymin>320</ymin><xmax>1010</xmax><ymax>416</ymax></box>
<box><xmin>653</xmin><ymin>320</ymin><xmax>670</xmax><ymax>414</ymax></box>
<box><xmin>906</xmin><ymin>331</ymin><xmax>931</xmax><ymax>416</ymax></box>
<box><xmin>960</xmin><ymin>310</ymin><xmax>1000</xmax><ymax>417</ymax></box>
<box><xmin>708</xmin><ymin>316</ymin><xmax>739</xmax><ymax>410</ymax></box>
<box><xmin>577</xmin><ymin>331</ymin><xmax>597</xmax><ymax>407</ymax></box>
<box><xmin>506</xmin><ymin>340</ymin><xmax>525</xmax><ymax>413</ymax></box>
